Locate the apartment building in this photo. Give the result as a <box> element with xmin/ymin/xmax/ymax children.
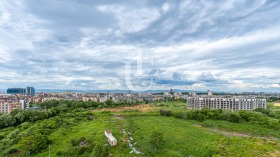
<box><xmin>187</xmin><ymin>96</ymin><xmax>266</xmax><ymax>111</ymax></box>
<box><xmin>0</xmin><ymin>102</ymin><xmax>22</xmax><ymax>114</ymax></box>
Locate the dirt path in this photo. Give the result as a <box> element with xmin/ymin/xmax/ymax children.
<box><xmin>209</xmin><ymin>128</ymin><xmax>278</xmax><ymax>140</ymax></box>
<box><xmin>193</xmin><ymin>125</ymin><xmax>279</xmax><ymax>141</ymax></box>
<box><xmin>92</xmin><ymin>104</ymin><xmax>157</xmax><ymax>113</ymax></box>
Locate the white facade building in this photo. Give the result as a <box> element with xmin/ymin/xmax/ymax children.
<box><xmin>187</xmin><ymin>96</ymin><xmax>266</xmax><ymax>111</ymax></box>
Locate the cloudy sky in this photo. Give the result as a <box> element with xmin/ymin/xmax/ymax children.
<box><xmin>0</xmin><ymin>0</ymin><xmax>280</xmax><ymax>92</ymax></box>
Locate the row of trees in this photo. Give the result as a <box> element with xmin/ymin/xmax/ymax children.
<box><xmin>0</xmin><ymin>109</ymin><xmax>56</xmax><ymax>129</ymax></box>
<box><xmin>160</xmin><ymin>108</ymin><xmax>280</xmax><ymax>130</ymax></box>
<box><xmin>0</xmin><ymin>99</ymin><xmax>137</xmax><ymax>129</ymax></box>
<box><xmin>1</xmin><ymin>98</ymin><xmax>187</xmax><ymax>129</ymax></box>
<box><xmin>38</xmin><ymin>99</ymin><xmax>144</xmax><ymax>110</ymax></box>
<box><xmin>267</xmin><ymin>97</ymin><xmax>280</xmax><ymax>102</ymax></box>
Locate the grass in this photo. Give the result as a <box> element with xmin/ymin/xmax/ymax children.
<box><xmin>1</xmin><ymin>101</ymin><xmax>280</xmax><ymax>157</ymax></box>
<box><xmin>34</xmin><ymin>115</ymin><xmax>127</xmax><ymax>157</ymax></box>
<box><xmin>268</xmin><ymin>102</ymin><xmax>280</xmax><ymax>111</ymax></box>
<box><xmin>126</xmin><ymin>115</ymin><xmax>220</xmax><ymax>156</ymax></box>
<box><xmin>200</xmin><ymin>120</ymin><xmax>280</xmax><ymax>139</ymax></box>
<box><xmin>153</xmin><ymin>101</ymin><xmax>187</xmax><ymax>112</ymax></box>
<box><xmin>32</xmin><ymin>112</ymin><xmax>280</xmax><ymax>157</ymax></box>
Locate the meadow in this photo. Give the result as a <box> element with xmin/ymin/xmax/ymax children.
<box><xmin>0</xmin><ymin>100</ymin><xmax>280</xmax><ymax>157</ymax></box>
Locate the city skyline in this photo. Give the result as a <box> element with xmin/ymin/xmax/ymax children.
<box><xmin>0</xmin><ymin>0</ymin><xmax>280</xmax><ymax>92</ymax></box>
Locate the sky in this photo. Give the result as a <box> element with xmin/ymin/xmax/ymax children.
<box><xmin>0</xmin><ymin>0</ymin><xmax>280</xmax><ymax>92</ymax></box>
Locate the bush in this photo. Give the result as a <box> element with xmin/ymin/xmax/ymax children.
<box><xmin>159</xmin><ymin>110</ymin><xmax>172</xmax><ymax>116</ymax></box>
<box><xmin>17</xmin><ymin>134</ymin><xmax>50</xmax><ymax>154</ymax></box>
<box><xmin>268</xmin><ymin>112</ymin><xmax>276</xmax><ymax>117</ymax></box>
<box><xmin>79</xmin><ymin>137</ymin><xmax>86</xmax><ymax>143</ymax></box>
<box><xmin>227</xmin><ymin>113</ymin><xmax>241</xmax><ymax>123</ymax></box>
<box><xmin>150</xmin><ymin>131</ymin><xmax>165</xmax><ymax>152</ymax></box>
<box><xmin>3</xmin><ymin>148</ymin><xmax>19</xmax><ymax>156</ymax></box>
<box><xmin>120</xmin><ymin>141</ymin><xmax>128</xmax><ymax>148</ymax></box>
<box><xmin>56</xmin><ymin>150</ymin><xmax>64</xmax><ymax>156</ymax></box>
<box><xmin>78</xmin><ymin>146</ymin><xmax>88</xmax><ymax>155</ymax></box>
<box><xmin>238</xmin><ymin>110</ymin><xmax>251</xmax><ymax>122</ymax></box>
<box><xmin>172</xmin><ymin>111</ymin><xmax>188</xmax><ymax>119</ymax></box>
<box><xmin>71</xmin><ymin>139</ymin><xmax>78</xmax><ymax>147</ymax></box>
<box><xmin>91</xmin><ymin>142</ymin><xmax>108</xmax><ymax>157</ymax></box>
<box><xmin>197</xmin><ymin>113</ymin><xmax>207</xmax><ymax>122</ymax></box>
<box><xmin>209</xmin><ymin>109</ymin><xmax>223</xmax><ymax>120</ymax></box>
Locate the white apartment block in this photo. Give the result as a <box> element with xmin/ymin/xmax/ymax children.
<box><xmin>187</xmin><ymin>96</ymin><xmax>266</xmax><ymax>111</ymax></box>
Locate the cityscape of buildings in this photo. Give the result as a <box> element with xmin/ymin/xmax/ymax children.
<box><xmin>6</xmin><ymin>87</ymin><xmax>35</xmax><ymax>96</ymax></box>
<box><xmin>1</xmin><ymin>87</ymin><xmax>279</xmax><ymax>114</ymax></box>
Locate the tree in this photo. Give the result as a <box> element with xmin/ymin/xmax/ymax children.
<box><xmin>91</xmin><ymin>142</ymin><xmax>108</xmax><ymax>157</ymax></box>
<box><xmin>17</xmin><ymin>134</ymin><xmax>50</xmax><ymax>154</ymax></box>
<box><xmin>159</xmin><ymin>110</ymin><xmax>172</xmax><ymax>116</ymax></box>
<box><xmin>15</xmin><ymin>112</ymin><xmax>25</xmax><ymax>124</ymax></box>
<box><xmin>238</xmin><ymin>110</ymin><xmax>251</xmax><ymax>122</ymax></box>
<box><xmin>197</xmin><ymin>113</ymin><xmax>206</xmax><ymax>122</ymax></box>
<box><xmin>254</xmin><ymin>108</ymin><xmax>270</xmax><ymax>115</ymax></box>
<box><xmin>105</xmin><ymin>100</ymin><xmax>114</xmax><ymax>107</ymax></box>
<box><xmin>149</xmin><ymin>131</ymin><xmax>164</xmax><ymax>152</ymax></box>
<box><xmin>0</xmin><ymin>114</ymin><xmax>16</xmax><ymax>128</ymax></box>
<box><xmin>227</xmin><ymin>113</ymin><xmax>241</xmax><ymax>123</ymax></box>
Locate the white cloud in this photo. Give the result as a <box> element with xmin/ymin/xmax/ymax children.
<box><xmin>161</xmin><ymin>3</ymin><xmax>170</xmax><ymax>13</ymax></box>
<box><xmin>0</xmin><ymin>0</ymin><xmax>279</xmax><ymax>92</ymax></box>
<box><xmin>97</xmin><ymin>5</ymin><xmax>160</xmax><ymax>33</ymax></box>
<box><xmin>0</xmin><ymin>45</ymin><xmax>11</xmax><ymax>63</ymax></box>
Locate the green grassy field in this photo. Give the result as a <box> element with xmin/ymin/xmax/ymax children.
<box><xmin>33</xmin><ymin>113</ymin><xmax>280</xmax><ymax>157</ymax></box>
<box><xmin>1</xmin><ymin>101</ymin><xmax>280</xmax><ymax>157</ymax></box>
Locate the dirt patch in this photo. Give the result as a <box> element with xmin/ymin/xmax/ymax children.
<box><xmin>194</xmin><ymin>125</ymin><xmax>278</xmax><ymax>141</ymax></box>
<box><xmin>193</xmin><ymin>124</ymin><xmax>203</xmax><ymax>128</ymax></box>
<box><xmin>210</xmin><ymin>128</ymin><xmax>278</xmax><ymax>141</ymax></box>
<box><xmin>268</xmin><ymin>150</ymin><xmax>280</xmax><ymax>157</ymax></box>
<box><xmin>92</xmin><ymin>104</ymin><xmax>157</xmax><ymax>113</ymax></box>
<box><xmin>113</xmin><ymin>114</ymin><xmax>124</xmax><ymax>120</ymax></box>
<box><xmin>209</xmin><ymin>128</ymin><xmax>253</xmax><ymax>138</ymax></box>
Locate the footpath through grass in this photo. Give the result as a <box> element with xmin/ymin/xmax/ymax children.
<box><xmin>32</xmin><ymin>111</ymin><xmax>280</xmax><ymax>157</ymax></box>
<box><xmin>1</xmin><ymin>101</ymin><xmax>280</xmax><ymax>157</ymax></box>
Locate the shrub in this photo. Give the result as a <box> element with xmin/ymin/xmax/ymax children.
<box><xmin>79</xmin><ymin>137</ymin><xmax>86</xmax><ymax>143</ymax></box>
<box><xmin>17</xmin><ymin>134</ymin><xmax>50</xmax><ymax>154</ymax></box>
<box><xmin>91</xmin><ymin>142</ymin><xmax>108</xmax><ymax>157</ymax></box>
<box><xmin>150</xmin><ymin>131</ymin><xmax>165</xmax><ymax>152</ymax></box>
<box><xmin>201</xmin><ymin>107</ymin><xmax>210</xmax><ymax>115</ymax></box>
<box><xmin>197</xmin><ymin>113</ymin><xmax>206</xmax><ymax>122</ymax></box>
<box><xmin>227</xmin><ymin>113</ymin><xmax>241</xmax><ymax>123</ymax></box>
<box><xmin>159</xmin><ymin>110</ymin><xmax>172</xmax><ymax>116</ymax></box>
<box><xmin>238</xmin><ymin>110</ymin><xmax>251</xmax><ymax>122</ymax></box>
<box><xmin>56</xmin><ymin>150</ymin><xmax>64</xmax><ymax>156</ymax></box>
<box><xmin>71</xmin><ymin>139</ymin><xmax>78</xmax><ymax>147</ymax></box>
<box><xmin>3</xmin><ymin>148</ymin><xmax>19</xmax><ymax>156</ymax></box>
<box><xmin>120</xmin><ymin>141</ymin><xmax>128</xmax><ymax>148</ymax></box>
<box><xmin>268</xmin><ymin>112</ymin><xmax>276</xmax><ymax>117</ymax></box>
<box><xmin>210</xmin><ymin>109</ymin><xmax>223</xmax><ymax>120</ymax></box>
<box><xmin>172</xmin><ymin>111</ymin><xmax>188</xmax><ymax>119</ymax></box>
